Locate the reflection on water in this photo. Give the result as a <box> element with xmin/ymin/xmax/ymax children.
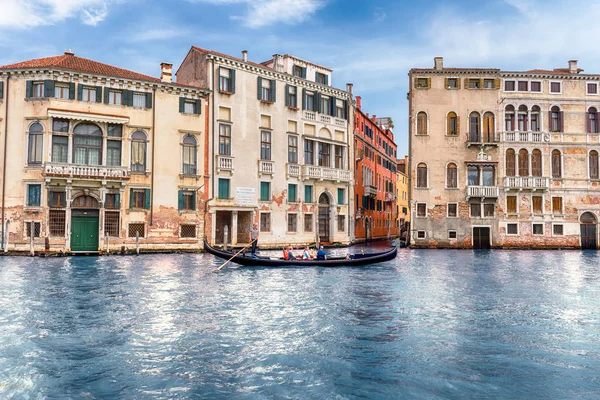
<box><xmin>1</xmin><ymin>250</ymin><xmax>599</xmax><ymax>399</ymax></box>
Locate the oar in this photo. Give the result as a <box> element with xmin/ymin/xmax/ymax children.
<box><xmin>215</xmin><ymin>238</ymin><xmax>257</xmax><ymax>271</ymax></box>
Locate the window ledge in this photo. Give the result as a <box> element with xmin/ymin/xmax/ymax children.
<box><xmin>445</xmin><ymin>87</ymin><xmax>460</xmax><ymax>90</ymax></box>
<box><xmin>288</xmin><ymin>106</ymin><xmax>299</xmax><ymax>111</ymax></box>
<box><xmin>24</xmin><ymin>207</ymin><xmax>42</xmax><ymax>212</ymax></box>
<box><xmin>415</xmin><ymin>134</ymin><xmax>429</xmax><ymax>137</ymax></box>
<box><xmin>445</xmin><ymin>188</ymin><xmax>460</xmax><ymax>190</ymax></box>
<box><xmin>415</xmin><ymin>87</ymin><xmax>430</xmax><ymax>90</ymax></box>
<box><xmin>260</xmin><ymin>100</ymin><xmax>274</xmax><ymax>105</ymax></box>
<box><xmin>181</xmin><ymin>112</ymin><xmax>200</xmax><ymax>116</ymax></box>
<box><xmin>131</xmin><ymin>172</ymin><xmax>150</xmax><ymax>177</ymax></box>
<box><xmin>219</xmin><ymin>90</ymin><xmax>234</xmax><ymax>95</ymax></box>
<box><xmin>415</xmin><ymin>188</ymin><xmax>429</xmax><ymax>190</ymax></box>
<box><xmin>25</xmin><ymin>97</ymin><xmax>50</xmax><ymax>101</ymax></box>
<box><xmin>179</xmin><ymin>174</ymin><xmax>201</xmax><ymax>180</ymax></box>
<box><xmin>178</xmin><ymin>209</ymin><xmax>197</xmax><ymax>214</ymax></box>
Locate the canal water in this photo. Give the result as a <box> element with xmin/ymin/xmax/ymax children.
<box><xmin>1</xmin><ymin>248</ymin><xmax>599</xmax><ymax>399</ymax></box>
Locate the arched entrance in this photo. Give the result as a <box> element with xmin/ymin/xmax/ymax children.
<box><xmin>71</xmin><ymin>195</ymin><xmax>100</xmax><ymax>252</ymax></box>
<box><xmin>580</xmin><ymin>212</ymin><xmax>597</xmax><ymax>249</ymax></box>
<box><xmin>318</xmin><ymin>193</ymin><xmax>331</xmax><ymax>243</ymax></box>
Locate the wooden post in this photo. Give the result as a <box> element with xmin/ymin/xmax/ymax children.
<box><xmin>105</xmin><ymin>234</ymin><xmax>109</xmax><ymax>255</ymax></box>
<box><xmin>224</xmin><ymin>225</ymin><xmax>229</xmax><ymax>252</ymax></box>
<box><xmin>30</xmin><ymin>221</ymin><xmax>34</xmax><ymax>256</ymax></box>
<box><xmin>136</xmin><ymin>231</ymin><xmax>140</xmax><ymax>255</ymax></box>
<box><xmin>3</xmin><ymin>220</ymin><xmax>9</xmax><ymax>253</ymax></box>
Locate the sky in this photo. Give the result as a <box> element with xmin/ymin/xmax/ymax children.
<box><xmin>1</xmin><ymin>0</ymin><xmax>600</xmax><ymax>157</ymax></box>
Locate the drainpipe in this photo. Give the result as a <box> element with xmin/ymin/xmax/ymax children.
<box><xmin>1</xmin><ymin>74</ymin><xmax>10</xmax><ymax>250</ymax></box>
<box><xmin>203</xmin><ymin>59</ymin><xmax>216</xmax><ymax>244</ymax></box>
<box><xmin>149</xmin><ymin>86</ymin><xmax>156</xmax><ymax>225</ymax></box>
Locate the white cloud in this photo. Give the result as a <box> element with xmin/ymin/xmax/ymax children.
<box><xmin>0</xmin><ymin>0</ymin><xmax>114</xmax><ymax>28</ymax></box>
<box><xmin>189</xmin><ymin>0</ymin><xmax>325</xmax><ymax>28</ymax></box>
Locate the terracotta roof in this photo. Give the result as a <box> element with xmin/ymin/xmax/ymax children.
<box><xmin>191</xmin><ymin>46</ymin><xmax>271</xmax><ymax>69</ymax></box>
<box><xmin>524</xmin><ymin>68</ymin><xmax>584</xmax><ymax>74</ymax></box>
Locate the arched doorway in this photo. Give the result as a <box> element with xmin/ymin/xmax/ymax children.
<box><xmin>318</xmin><ymin>193</ymin><xmax>331</xmax><ymax>243</ymax></box>
<box><xmin>580</xmin><ymin>212</ymin><xmax>597</xmax><ymax>249</ymax></box>
<box><xmin>71</xmin><ymin>195</ymin><xmax>100</xmax><ymax>252</ymax></box>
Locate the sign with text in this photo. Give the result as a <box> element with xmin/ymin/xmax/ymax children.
<box><xmin>236</xmin><ymin>187</ymin><xmax>256</xmax><ymax>205</ymax></box>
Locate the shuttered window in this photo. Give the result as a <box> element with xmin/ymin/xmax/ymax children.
<box><xmin>304</xmin><ymin>185</ymin><xmax>313</xmax><ymax>203</ymax></box>
<box><xmin>552</xmin><ymin>197</ymin><xmax>563</xmax><ymax>214</ymax></box>
<box><xmin>518</xmin><ymin>149</ymin><xmax>529</xmax><ymax>176</ymax></box>
<box><xmin>447</xmin><ymin>112</ymin><xmax>458</xmax><ymax>136</ymax></box>
<box><xmin>505</xmin><ymin>149</ymin><xmax>516</xmax><ymax>176</ymax></box>
<box><xmin>590</xmin><ymin>150</ymin><xmax>599</xmax><ymax>179</ymax></box>
<box><xmin>416</xmin><ymin>163</ymin><xmax>428</xmax><ymax>188</ymax></box>
<box><xmin>446</xmin><ymin>163</ymin><xmax>457</xmax><ymax>188</ymax></box>
<box><xmin>260</xmin><ymin>182</ymin><xmax>270</xmax><ymax>201</ymax></box>
<box><xmin>416</xmin><ymin>112</ymin><xmax>427</xmax><ymax>135</ymax></box>
<box><xmin>531</xmin><ymin>150</ymin><xmax>542</xmax><ymax>177</ymax></box>
<box><xmin>507</xmin><ymin>196</ymin><xmax>517</xmax><ymax>214</ymax></box>
<box><xmin>288</xmin><ymin>184</ymin><xmax>297</xmax><ymax>203</ymax></box>
<box><xmin>532</xmin><ymin>196</ymin><xmax>543</xmax><ymax>215</ymax></box>
<box><xmin>552</xmin><ymin>150</ymin><xmax>562</xmax><ymax>178</ymax></box>
<box><xmin>218</xmin><ymin>179</ymin><xmax>230</xmax><ymax>199</ymax></box>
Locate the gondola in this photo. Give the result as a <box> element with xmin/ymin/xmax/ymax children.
<box><xmin>204</xmin><ymin>240</ymin><xmax>397</xmax><ymax>267</ymax></box>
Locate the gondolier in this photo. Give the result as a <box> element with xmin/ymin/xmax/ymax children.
<box><xmin>249</xmin><ymin>223</ymin><xmax>259</xmax><ymax>255</ymax></box>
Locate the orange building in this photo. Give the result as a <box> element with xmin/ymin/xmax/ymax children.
<box><xmin>354</xmin><ymin>96</ymin><xmax>398</xmax><ymax>241</ymax></box>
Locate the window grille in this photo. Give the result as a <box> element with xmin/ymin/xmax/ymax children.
<box><xmin>180</xmin><ymin>224</ymin><xmax>196</xmax><ymax>238</ymax></box>
<box><xmin>49</xmin><ymin>211</ymin><xmax>66</xmax><ymax>236</ymax></box>
<box><xmin>128</xmin><ymin>223</ymin><xmax>145</xmax><ymax>238</ymax></box>
<box><xmin>105</xmin><ymin>212</ymin><xmax>120</xmax><ymax>237</ymax></box>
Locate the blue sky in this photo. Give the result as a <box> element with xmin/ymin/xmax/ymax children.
<box><xmin>1</xmin><ymin>0</ymin><xmax>599</xmax><ymax>157</ymax></box>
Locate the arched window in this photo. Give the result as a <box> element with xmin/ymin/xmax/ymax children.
<box><xmin>588</xmin><ymin>107</ymin><xmax>598</xmax><ymax>134</ymax></box>
<box><xmin>416</xmin><ymin>163</ymin><xmax>428</xmax><ymax>188</ymax></box>
<box><xmin>505</xmin><ymin>149</ymin><xmax>516</xmax><ymax>176</ymax></box>
<box><xmin>73</xmin><ymin>123</ymin><xmax>102</xmax><ymax>165</ymax></box>
<box><xmin>552</xmin><ymin>149</ymin><xmax>562</xmax><ymax>178</ymax></box>
<box><xmin>532</xmin><ymin>149</ymin><xmax>542</xmax><ymax>177</ymax></box>
<box><xmin>446</xmin><ymin>163</ymin><xmax>457</xmax><ymax>188</ymax></box>
<box><xmin>483</xmin><ymin>112</ymin><xmax>495</xmax><ymax>142</ymax></box>
<box><xmin>505</xmin><ymin>105</ymin><xmax>515</xmax><ymax>131</ymax></box>
<box><xmin>469</xmin><ymin>112</ymin><xmax>480</xmax><ymax>142</ymax></box>
<box><xmin>518</xmin><ymin>105</ymin><xmax>528</xmax><ymax>132</ymax></box>
<box><xmin>518</xmin><ymin>149</ymin><xmax>529</xmax><ymax>176</ymax></box>
<box><xmin>467</xmin><ymin>165</ymin><xmax>479</xmax><ymax>185</ymax></box>
<box><xmin>581</xmin><ymin>212</ymin><xmax>597</xmax><ymax>224</ymax></box>
<box><xmin>550</xmin><ymin>106</ymin><xmax>562</xmax><ymax>132</ymax></box>
<box><xmin>590</xmin><ymin>150</ymin><xmax>599</xmax><ymax>179</ymax></box>
<box><xmin>447</xmin><ymin>112</ymin><xmax>458</xmax><ymax>136</ymax></box>
<box><xmin>131</xmin><ymin>130</ymin><xmax>147</xmax><ymax>172</ymax></box>
<box><xmin>531</xmin><ymin>106</ymin><xmax>541</xmax><ymax>132</ymax></box>
<box><xmin>27</xmin><ymin>122</ymin><xmax>44</xmax><ymax>165</ymax></box>
<box><xmin>416</xmin><ymin>112</ymin><xmax>427</xmax><ymax>135</ymax></box>
<box><xmin>182</xmin><ymin>135</ymin><xmax>197</xmax><ymax>175</ymax></box>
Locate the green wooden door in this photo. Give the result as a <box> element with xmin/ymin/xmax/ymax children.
<box><xmin>71</xmin><ymin>216</ymin><xmax>99</xmax><ymax>252</ymax></box>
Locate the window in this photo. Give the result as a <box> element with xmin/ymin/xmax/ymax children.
<box><xmin>260</xmin><ymin>131</ymin><xmax>271</xmax><ymax>160</ymax></box>
<box><xmin>531</xmin><ymin>149</ymin><xmax>542</xmax><ymax>177</ymax></box>
<box><xmin>518</xmin><ymin>149</ymin><xmax>529</xmax><ymax>176</ymax></box>
<box><xmin>505</xmin><ymin>80</ymin><xmax>516</xmax><ymax>91</ymax></box>
<box><xmin>73</xmin><ymin>123</ymin><xmax>102</xmax><ymax>166</ymax></box>
<box><xmin>51</xmin><ymin>135</ymin><xmax>68</xmax><ymax>163</ymax></box>
<box><xmin>304</xmin><ymin>139</ymin><xmax>314</xmax><ymax>165</ymax></box>
<box><xmin>286</xmin><ymin>85</ymin><xmax>297</xmax><ymax>108</ymax></box>
<box><xmin>305</xmin><ymin>91</ymin><xmax>315</xmax><ymax>111</ymax></box>
<box><xmin>219</xmin><ymin>67</ymin><xmax>233</xmax><ymax>92</ymax></box>
<box><xmin>416</xmin><ymin>78</ymin><xmax>429</xmax><ymax>88</ymax></box>
<box><xmin>517</xmin><ymin>105</ymin><xmax>528</xmax><ymax>132</ymax></box>
<box><xmin>338</xmin><ymin>215</ymin><xmax>345</xmax><ymax>232</ymax></box>
<box><xmin>552</xmin><ymin>196</ymin><xmax>563</xmax><ymax>214</ymax></box>
<box><xmin>287</xmin><ymin>214</ymin><xmax>297</xmax><ymax>232</ymax></box>
<box><xmin>104</xmin><ymin>211</ymin><xmax>120</xmax><ymax>237</ymax></box>
<box><xmin>507</xmin><ymin>196</ymin><xmax>517</xmax><ymax>214</ymax></box>
<box><xmin>49</xmin><ymin>210</ymin><xmax>66</xmax><ymax>237</ymax></box>
<box><xmin>448</xmin><ymin>231</ymin><xmax>457</xmax><ymax>239</ymax></box>
<box><xmin>260</xmin><ymin>213</ymin><xmax>271</xmax><ymax>232</ymax></box>
<box><xmin>417</xmin><ymin>231</ymin><xmax>426</xmax><ymax>239</ymax></box>
<box><xmin>28</xmin><ymin>122</ymin><xmax>44</xmax><ymax>164</ymax></box>
<box><xmin>531</xmin><ymin>106</ymin><xmax>540</xmax><ymax>131</ymax></box>
<box><xmin>446</xmin><ymin>112</ymin><xmax>458</xmax><ymax>135</ymax></box>
<box><xmin>316</xmin><ymin>72</ymin><xmax>327</xmax><ymax>85</ymax></box>
<box><xmin>304</xmin><ymin>214</ymin><xmax>313</xmax><ymax>232</ymax></box>
<box><xmin>25</xmin><ymin>221</ymin><xmax>41</xmax><ymax>238</ymax></box>
<box><xmin>334</xmin><ymin>145</ymin><xmax>344</xmax><ymax>169</ymax></box>
<box><xmin>587</xmin><ymin>83</ymin><xmax>598</xmax><ymax>95</ymax></box>
<box><xmin>335</xmin><ymin>99</ymin><xmax>344</xmax><ymax>119</ymax></box>
<box><xmin>416</xmin><ymin>112</ymin><xmax>427</xmax><ymax>135</ymax></box>
<box><xmin>179</xmin><ymin>190</ymin><xmax>196</xmax><ymax>211</ymax></box>
<box><xmin>260</xmin><ymin>78</ymin><xmax>272</xmax><ymax>101</ymax></box>
<box><xmin>285</xmin><ymin>135</ymin><xmax>298</xmax><ymax>163</ymax></box>
<box><xmin>446</xmin><ymin>163</ymin><xmax>458</xmax><ymax>188</ymax></box>
<box><xmin>108</xmin><ymin>90</ymin><xmax>122</xmax><ymax>105</ymax></box>
<box><xmin>105</xmin><ymin>193</ymin><xmax>120</xmax><ymax>209</ymax></box>
<box><xmin>532</xmin><ymin>196</ymin><xmax>543</xmax><ymax>214</ymax></box>
<box><xmin>468</xmin><ymin>79</ymin><xmax>480</xmax><ymax>89</ymax></box>
<box><xmin>54</xmin><ymin>84</ymin><xmax>69</xmax><ymax>99</ymax></box>
<box><xmin>533</xmin><ymin>223</ymin><xmax>544</xmax><ymax>235</ymax></box>
<box><xmin>288</xmin><ymin>184</ymin><xmax>297</xmax><ymax>202</ymax></box>
<box><xmin>416</xmin><ymin>163</ymin><xmax>428</xmax><ymax>188</ymax></box>
<box><xmin>321</xmin><ymin>96</ymin><xmax>330</xmax><ymax>115</ymax></box>
<box><xmin>182</xmin><ymin>135</ymin><xmax>197</xmax><ymax>175</ymax></box>
<box><xmin>416</xmin><ymin>203</ymin><xmax>426</xmax><ymax>217</ymax></box>
<box><xmin>483</xmin><ymin>79</ymin><xmax>494</xmax><ymax>89</ymax></box>
<box><xmin>483</xmin><ymin>112</ymin><xmax>495</xmax><ymax>142</ymax></box>
<box><xmin>107</xmin><ymin>140</ymin><xmax>121</xmax><ymax>166</ymax></box>
<box><xmin>506</xmin><ymin>223</ymin><xmax>518</xmax><ymax>235</ymax></box>
<box><xmin>470</xmin><ymin>203</ymin><xmax>481</xmax><ymax>218</ymax></box>
<box><xmin>469</xmin><ymin>112</ymin><xmax>480</xmax><ymax>142</ymax></box>
<box><xmin>130</xmin><ymin>189</ymin><xmax>146</xmax><ymax>209</ymax></box>
<box><xmin>218</xmin><ymin>178</ymin><xmax>230</xmax><ymax>199</ymax></box>
<box><xmin>27</xmin><ymin>184</ymin><xmax>41</xmax><ymax>207</ymax></box>
<box><xmin>133</xmin><ymin>93</ymin><xmax>146</xmax><ymax>108</ymax></box>
<box><xmin>553</xmin><ymin>224</ymin><xmax>564</xmax><ymax>236</ymax></box>
<box><xmin>550</xmin><ymin>106</ymin><xmax>562</xmax><ymax>132</ymax></box>
<box><xmin>337</xmin><ymin>188</ymin><xmax>345</xmax><ymax>205</ymax></box>
<box><xmin>484</xmin><ymin>204</ymin><xmax>495</xmax><ymax>217</ymax></box>
<box><xmin>108</xmin><ymin>124</ymin><xmax>122</xmax><ymax>137</ymax></box>
<box><xmin>48</xmin><ymin>191</ymin><xmax>66</xmax><ymax>208</ymax></box>
<box><xmin>447</xmin><ymin>203</ymin><xmax>458</xmax><ymax>217</ymax></box>
<box><xmin>128</xmin><ymin>223</ymin><xmax>145</xmax><ymax>238</ymax></box>
<box><xmin>260</xmin><ymin>182</ymin><xmax>270</xmax><ymax>201</ymax></box>
<box><xmin>131</xmin><ymin>130</ymin><xmax>147</xmax><ymax>172</ymax></box>
<box><xmin>505</xmin><ymin>105</ymin><xmax>515</xmax><ymax>131</ymax></box>
<box><xmin>505</xmin><ymin>149</ymin><xmax>516</xmax><ymax>176</ymax></box>
<box><xmin>218</xmin><ymin>124</ymin><xmax>231</xmax><ymax>156</ymax></box>
<box><xmin>590</xmin><ymin>150</ymin><xmax>599</xmax><ymax>179</ymax></box>
<box><xmin>293</xmin><ymin>65</ymin><xmax>304</xmax><ymax>78</ymax></box>
<box><xmin>467</xmin><ymin>165</ymin><xmax>479</xmax><ymax>185</ymax></box>
<box><xmin>82</xmin><ymin>86</ymin><xmax>96</xmax><ymax>102</ymax></box>
<box><xmin>552</xmin><ymin>150</ymin><xmax>562</xmax><ymax>178</ymax></box>
<box><xmin>518</xmin><ymin>81</ymin><xmax>528</xmax><ymax>91</ymax></box>
<box><xmin>446</xmin><ymin>78</ymin><xmax>458</xmax><ymax>88</ymax></box>
<box><xmin>184</xmin><ymin>101</ymin><xmax>196</xmax><ymax>114</ymax></box>
<box><xmin>318</xmin><ymin>142</ymin><xmax>330</xmax><ymax>167</ymax></box>
<box><xmin>588</xmin><ymin>107</ymin><xmax>598</xmax><ymax>134</ymax></box>
<box><xmin>550</xmin><ymin>82</ymin><xmax>561</xmax><ymax>94</ymax></box>
<box><xmin>180</xmin><ymin>224</ymin><xmax>196</xmax><ymax>238</ymax></box>
<box><xmin>52</xmin><ymin>118</ymin><xmax>69</xmax><ymax>133</ymax></box>
<box><xmin>304</xmin><ymin>185</ymin><xmax>313</xmax><ymax>203</ymax></box>
<box><xmin>530</xmin><ymin>81</ymin><xmax>541</xmax><ymax>92</ymax></box>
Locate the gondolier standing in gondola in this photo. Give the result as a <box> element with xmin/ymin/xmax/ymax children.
<box><xmin>249</xmin><ymin>223</ymin><xmax>259</xmax><ymax>255</ymax></box>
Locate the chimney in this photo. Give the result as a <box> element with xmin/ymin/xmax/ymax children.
<box><xmin>64</xmin><ymin>49</ymin><xmax>74</xmax><ymax>56</ymax></box>
<box><xmin>272</xmin><ymin>53</ymin><xmax>284</xmax><ymax>72</ymax></box>
<box><xmin>242</xmin><ymin>50</ymin><xmax>248</xmax><ymax>62</ymax></box>
<box><xmin>356</xmin><ymin>96</ymin><xmax>362</xmax><ymax>110</ymax></box>
<box><xmin>160</xmin><ymin>62</ymin><xmax>173</xmax><ymax>83</ymax></box>
<box><xmin>346</xmin><ymin>83</ymin><xmax>353</xmax><ymax>94</ymax></box>
<box><xmin>372</xmin><ymin>115</ymin><xmax>377</xmax><ymax>123</ymax></box>
<box><xmin>366</xmin><ymin>113</ymin><xmax>369</xmax><ymax>119</ymax></box>
<box><xmin>569</xmin><ymin>59</ymin><xmax>578</xmax><ymax>74</ymax></box>
<box><xmin>434</xmin><ymin>56</ymin><xmax>443</xmax><ymax>70</ymax></box>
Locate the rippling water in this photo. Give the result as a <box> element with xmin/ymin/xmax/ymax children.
<box><xmin>1</xmin><ymin>248</ymin><xmax>599</xmax><ymax>399</ymax></box>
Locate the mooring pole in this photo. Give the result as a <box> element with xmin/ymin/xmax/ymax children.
<box><xmin>29</xmin><ymin>221</ymin><xmax>34</xmax><ymax>256</ymax></box>
<box><xmin>224</xmin><ymin>225</ymin><xmax>229</xmax><ymax>252</ymax></box>
<box><xmin>136</xmin><ymin>231</ymin><xmax>140</xmax><ymax>255</ymax></box>
<box><xmin>3</xmin><ymin>220</ymin><xmax>9</xmax><ymax>253</ymax></box>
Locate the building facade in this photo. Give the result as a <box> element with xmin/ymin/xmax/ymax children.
<box><xmin>397</xmin><ymin>156</ymin><xmax>410</xmax><ymax>240</ymax></box>
<box><xmin>409</xmin><ymin>57</ymin><xmax>600</xmax><ymax>249</ymax></box>
<box><xmin>0</xmin><ymin>51</ymin><xmax>209</xmax><ymax>253</ymax></box>
<box><xmin>353</xmin><ymin>96</ymin><xmax>398</xmax><ymax>241</ymax></box>
<box><xmin>177</xmin><ymin>48</ymin><xmax>354</xmax><ymax>247</ymax></box>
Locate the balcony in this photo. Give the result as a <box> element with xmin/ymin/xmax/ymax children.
<box><xmin>385</xmin><ymin>191</ymin><xmax>396</xmax><ymax>202</ymax></box>
<box><xmin>467</xmin><ymin>186</ymin><xmax>499</xmax><ymax>199</ymax></box>
<box><xmin>502</xmin><ymin>131</ymin><xmax>548</xmax><ymax>143</ymax></box>
<box><xmin>505</xmin><ymin>176</ymin><xmax>549</xmax><ymax>191</ymax></box>
<box><xmin>364</xmin><ymin>185</ymin><xmax>377</xmax><ymax>197</ymax></box>
<box><xmin>43</xmin><ymin>163</ymin><xmax>130</xmax><ymax>180</ymax></box>
<box><xmin>301</xmin><ymin>165</ymin><xmax>352</xmax><ymax>182</ymax></box>
<box><xmin>287</xmin><ymin>163</ymin><xmax>300</xmax><ymax>178</ymax></box>
<box><xmin>258</xmin><ymin>160</ymin><xmax>274</xmax><ymax>176</ymax></box>
<box><xmin>217</xmin><ymin>155</ymin><xmax>234</xmax><ymax>172</ymax></box>
<box><xmin>466</xmin><ymin>132</ymin><xmax>500</xmax><ymax>147</ymax></box>
<box><xmin>302</xmin><ymin>110</ymin><xmax>347</xmax><ymax>129</ymax></box>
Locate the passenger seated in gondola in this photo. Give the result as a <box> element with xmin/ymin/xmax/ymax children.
<box><xmin>316</xmin><ymin>246</ymin><xmax>327</xmax><ymax>260</ymax></box>
<box><xmin>302</xmin><ymin>246</ymin><xmax>311</xmax><ymax>260</ymax></box>
<box><xmin>283</xmin><ymin>246</ymin><xmax>296</xmax><ymax>260</ymax></box>
<box><xmin>287</xmin><ymin>246</ymin><xmax>297</xmax><ymax>260</ymax></box>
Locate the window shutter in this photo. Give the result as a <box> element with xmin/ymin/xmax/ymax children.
<box><xmin>447</xmin><ymin>114</ymin><xmax>451</xmax><ymax>135</ymax></box>
<box><xmin>69</xmin><ymin>83</ymin><xmax>75</xmax><ymax>99</ymax></box>
<box><xmin>597</xmin><ymin>112</ymin><xmax>600</xmax><ymax>133</ymax></box>
<box><xmin>178</xmin><ymin>97</ymin><xmax>185</xmax><ymax>113</ymax></box>
<box><xmin>315</xmin><ymin>92</ymin><xmax>321</xmax><ymax>113</ymax></box>
<box><xmin>587</xmin><ymin>112</ymin><xmax>591</xmax><ymax>133</ymax></box>
<box><xmin>302</xmin><ymin>88</ymin><xmax>307</xmax><ymax>110</ymax></box>
<box><xmin>301</xmin><ymin>67</ymin><xmax>307</xmax><ymax>79</ymax></box>
<box><xmin>104</xmin><ymin>87</ymin><xmax>110</xmax><ymax>104</ymax></box>
<box><xmin>146</xmin><ymin>93</ymin><xmax>152</xmax><ymax>109</ymax></box>
<box><xmin>559</xmin><ymin>112</ymin><xmax>564</xmax><ymax>132</ymax></box>
<box><xmin>195</xmin><ymin>99</ymin><xmax>202</xmax><ymax>114</ymax></box>
<box><xmin>330</xmin><ymin>96</ymin><xmax>335</xmax><ymax>116</ymax></box>
<box><xmin>343</xmin><ymin>100</ymin><xmax>348</xmax><ymax>120</ymax></box>
<box><xmin>324</xmin><ymin>75</ymin><xmax>329</xmax><ymax>86</ymax></box>
<box><xmin>257</xmin><ymin>76</ymin><xmax>263</xmax><ymax>100</ymax></box>
<box><xmin>230</xmin><ymin>69</ymin><xmax>236</xmax><ymax>94</ymax></box>
<box><xmin>192</xmin><ymin>192</ymin><xmax>197</xmax><ymax>210</ymax></box>
<box><xmin>44</xmin><ymin>80</ymin><xmax>54</xmax><ymax>97</ymax></box>
<box><xmin>444</xmin><ymin>78</ymin><xmax>448</xmax><ymax>88</ymax></box>
<box><xmin>115</xmin><ymin>194</ymin><xmax>120</xmax><ymax>209</ymax></box>
<box><xmin>269</xmin><ymin>79</ymin><xmax>276</xmax><ymax>103</ymax></box>
<box><xmin>464</xmin><ymin>79</ymin><xmax>470</xmax><ymax>89</ymax></box>
<box><xmin>124</xmin><ymin>90</ymin><xmax>133</xmax><ymax>106</ymax></box>
<box><xmin>426</xmin><ymin>78</ymin><xmax>431</xmax><ymax>88</ymax></box>
<box><xmin>548</xmin><ymin>110</ymin><xmax>552</xmax><ymax>132</ymax></box>
<box><xmin>493</xmin><ymin>78</ymin><xmax>501</xmax><ymax>89</ymax></box>
<box><xmin>26</xmin><ymin>80</ymin><xmax>33</xmax><ymax>98</ymax></box>
<box><xmin>95</xmin><ymin>86</ymin><xmax>102</xmax><ymax>103</ymax></box>
<box><xmin>129</xmin><ymin>189</ymin><xmax>134</xmax><ymax>209</ymax></box>
<box><xmin>144</xmin><ymin>189</ymin><xmax>151</xmax><ymax>209</ymax></box>
<box><xmin>285</xmin><ymin>84</ymin><xmax>290</xmax><ymax>107</ymax></box>
<box><xmin>0</xmin><ymin>81</ymin><xmax>3</xmax><ymax>99</ymax></box>
<box><xmin>178</xmin><ymin>190</ymin><xmax>184</xmax><ymax>210</ymax></box>
<box><xmin>77</xmin><ymin>83</ymin><xmax>83</xmax><ymax>100</ymax></box>
<box><xmin>315</xmin><ymin>71</ymin><xmax>319</xmax><ymax>81</ymax></box>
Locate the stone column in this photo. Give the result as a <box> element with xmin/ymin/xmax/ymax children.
<box><xmin>65</xmin><ymin>182</ymin><xmax>72</xmax><ymax>251</ymax></box>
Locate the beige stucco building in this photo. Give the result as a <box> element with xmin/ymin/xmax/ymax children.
<box><xmin>177</xmin><ymin>47</ymin><xmax>354</xmax><ymax>247</ymax></box>
<box><xmin>409</xmin><ymin>57</ymin><xmax>600</xmax><ymax>249</ymax></box>
<box><xmin>0</xmin><ymin>51</ymin><xmax>209</xmax><ymax>253</ymax></box>
<box><xmin>396</xmin><ymin>156</ymin><xmax>410</xmax><ymax>240</ymax></box>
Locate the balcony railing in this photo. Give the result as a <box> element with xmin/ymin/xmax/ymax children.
<box><xmin>385</xmin><ymin>192</ymin><xmax>396</xmax><ymax>202</ymax></box>
<box><xmin>43</xmin><ymin>163</ymin><xmax>130</xmax><ymax>180</ymax></box>
<box><xmin>301</xmin><ymin>165</ymin><xmax>352</xmax><ymax>182</ymax></box>
<box><xmin>504</xmin><ymin>176</ymin><xmax>549</xmax><ymax>190</ymax></box>
<box><xmin>467</xmin><ymin>132</ymin><xmax>500</xmax><ymax>146</ymax></box>
<box><xmin>287</xmin><ymin>163</ymin><xmax>300</xmax><ymax>178</ymax></box>
<box><xmin>303</xmin><ymin>110</ymin><xmax>347</xmax><ymax>129</ymax></box>
<box><xmin>502</xmin><ymin>131</ymin><xmax>547</xmax><ymax>143</ymax></box>
<box><xmin>364</xmin><ymin>185</ymin><xmax>377</xmax><ymax>197</ymax></box>
<box><xmin>258</xmin><ymin>160</ymin><xmax>274</xmax><ymax>176</ymax></box>
<box><xmin>467</xmin><ymin>186</ymin><xmax>499</xmax><ymax>198</ymax></box>
<box><xmin>217</xmin><ymin>155</ymin><xmax>234</xmax><ymax>172</ymax></box>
